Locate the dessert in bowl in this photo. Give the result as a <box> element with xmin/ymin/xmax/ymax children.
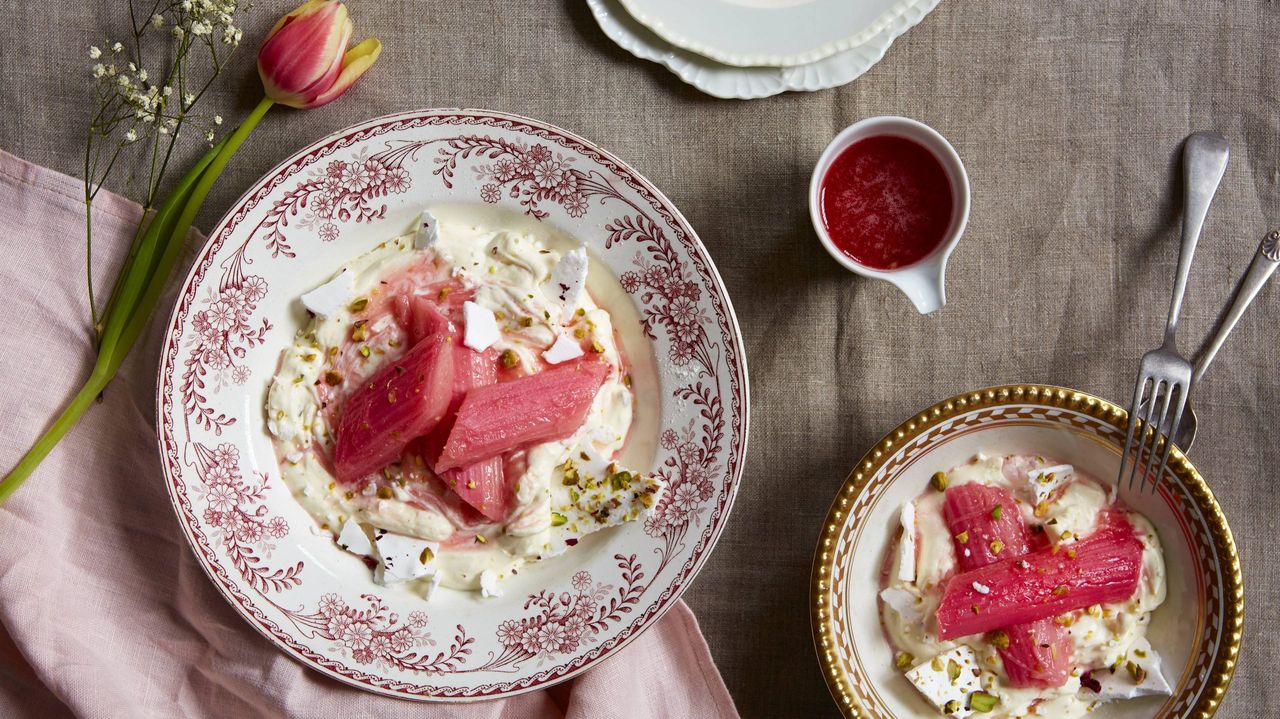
<box><xmin>812</xmin><ymin>386</ymin><xmax>1241</xmax><ymax>718</ymax></box>
<box><xmin>156</xmin><ymin>110</ymin><xmax>748</xmax><ymax>699</ymax></box>
<box><xmin>265</xmin><ymin>206</ymin><xmax>664</xmax><ymax>596</ymax></box>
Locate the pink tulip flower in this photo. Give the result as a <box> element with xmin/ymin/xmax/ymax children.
<box><xmin>258</xmin><ymin>0</ymin><xmax>381</xmax><ymax>109</ymax></box>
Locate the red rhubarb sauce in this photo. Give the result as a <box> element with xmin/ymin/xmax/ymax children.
<box><xmin>818</xmin><ymin>135</ymin><xmax>954</xmax><ymax>270</ymax></box>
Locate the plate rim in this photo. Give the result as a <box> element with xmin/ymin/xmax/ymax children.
<box><xmin>808</xmin><ymin>384</ymin><xmax>1243</xmax><ymax>718</ymax></box>
<box><xmin>614</xmin><ymin>0</ymin><xmax>923</xmax><ymax>68</ymax></box>
<box><xmin>155</xmin><ymin>107</ymin><xmax>751</xmax><ymax>701</ymax></box>
<box><xmin>588</xmin><ymin>0</ymin><xmax>942</xmax><ymax>100</ymax></box>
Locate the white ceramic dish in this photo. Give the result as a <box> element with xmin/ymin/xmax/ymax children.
<box><xmin>587</xmin><ymin>0</ymin><xmax>941</xmax><ymax>100</ymax></box>
<box><xmin>156</xmin><ymin>109</ymin><xmax>749</xmax><ymax>700</ymax></box>
<box><xmin>615</xmin><ymin>0</ymin><xmax>923</xmax><ymax>68</ymax></box>
<box><xmin>809</xmin><ymin>116</ymin><xmax>970</xmax><ymax>314</ymax></box>
<box><xmin>812</xmin><ymin>385</ymin><xmax>1242</xmax><ymax>719</ymax></box>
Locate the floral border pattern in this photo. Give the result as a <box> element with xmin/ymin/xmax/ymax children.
<box><xmin>157</xmin><ymin>110</ymin><xmax>748</xmax><ymax>700</ymax></box>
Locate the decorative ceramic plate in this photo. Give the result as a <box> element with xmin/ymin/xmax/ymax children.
<box><xmin>589</xmin><ymin>0</ymin><xmax>941</xmax><ymax>99</ymax></box>
<box><xmin>811</xmin><ymin>386</ymin><xmax>1242</xmax><ymax>718</ymax></box>
<box><xmin>615</xmin><ymin>0</ymin><xmax>922</xmax><ymax>68</ymax></box>
<box><xmin>157</xmin><ymin>109</ymin><xmax>749</xmax><ymax>700</ymax></box>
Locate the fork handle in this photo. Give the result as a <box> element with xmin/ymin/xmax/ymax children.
<box><xmin>1193</xmin><ymin>229</ymin><xmax>1280</xmax><ymax>383</ymax></box>
<box><xmin>1166</xmin><ymin>132</ymin><xmax>1230</xmax><ymax>346</ymax></box>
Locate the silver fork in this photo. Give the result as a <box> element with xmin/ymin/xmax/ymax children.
<box><xmin>1118</xmin><ymin>131</ymin><xmax>1230</xmax><ymax>493</ymax></box>
<box><xmin>1137</xmin><ymin>228</ymin><xmax>1280</xmax><ymax>451</ymax></box>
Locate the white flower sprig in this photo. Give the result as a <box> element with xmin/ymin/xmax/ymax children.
<box><xmin>84</xmin><ymin>0</ymin><xmax>244</xmax><ymax>340</ymax></box>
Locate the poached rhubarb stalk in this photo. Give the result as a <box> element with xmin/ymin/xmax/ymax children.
<box><xmin>332</xmin><ymin>327</ymin><xmax>455</xmax><ymax>483</ymax></box>
<box><xmin>943</xmin><ymin>483</ymin><xmax>1073</xmax><ymax>687</ymax></box>
<box><xmin>936</xmin><ymin>518</ymin><xmax>1144</xmax><ymax>640</ymax></box>
<box><xmin>435</xmin><ymin>360</ymin><xmax>610</xmax><ymax>472</ymax></box>
<box><xmin>420</xmin><ymin>343</ymin><xmax>508</xmax><ymax>522</ymax></box>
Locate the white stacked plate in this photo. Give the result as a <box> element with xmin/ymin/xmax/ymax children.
<box><xmin>588</xmin><ymin>0</ymin><xmax>942</xmax><ymax>99</ymax></box>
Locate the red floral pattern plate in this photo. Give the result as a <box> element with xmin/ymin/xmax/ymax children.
<box><xmin>156</xmin><ymin>109</ymin><xmax>749</xmax><ymax>700</ymax></box>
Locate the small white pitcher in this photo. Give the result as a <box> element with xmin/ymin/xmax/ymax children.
<box><xmin>809</xmin><ymin>116</ymin><xmax>971</xmax><ymax>315</ymax></box>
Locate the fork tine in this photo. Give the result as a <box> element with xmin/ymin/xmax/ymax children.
<box><xmin>1138</xmin><ymin>380</ymin><xmax>1173</xmax><ymax>494</ymax></box>
<box><xmin>1118</xmin><ymin>375</ymin><xmax>1150</xmax><ymax>494</ymax></box>
<box><xmin>1150</xmin><ymin>383</ymin><xmax>1187</xmax><ymax>494</ymax></box>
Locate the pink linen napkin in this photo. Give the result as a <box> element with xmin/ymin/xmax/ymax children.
<box><xmin>0</xmin><ymin>149</ymin><xmax>739</xmax><ymax>719</ymax></box>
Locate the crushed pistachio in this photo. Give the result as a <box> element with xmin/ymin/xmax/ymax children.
<box><xmin>501</xmin><ymin>349</ymin><xmax>520</xmax><ymax>368</ymax></box>
<box><xmin>968</xmin><ymin>692</ymin><xmax>999</xmax><ymax>712</ymax></box>
<box><xmin>930</xmin><ymin>471</ymin><xmax>949</xmax><ymax>491</ymax></box>
<box><xmin>324</xmin><ymin>369</ymin><xmax>344</xmax><ymax>385</ymax></box>
<box><xmin>376</xmin><ymin>486</ymin><xmax>394</xmax><ymax>500</ymax></box>
<box><xmin>419</xmin><ymin>547</ymin><xmax>435</xmax><ymax>564</ymax></box>
<box><xmin>475</xmin><ymin>534</ymin><xmax>487</xmax><ymax>544</ymax></box>
<box><xmin>359</xmin><ymin>346</ymin><xmax>371</xmax><ymax>358</ymax></box>
<box><xmin>943</xmin><ymin>699</ymin><xmax>961</xmax><ymax>714</ymax></box>
<box><xmin>438</xmin><ymin>287</ymin><xmax>451</xmax><ymax>301</ymax></box>
<box><xmin>991</xmin><ymin>504</ymin><xmax>1003</xmax><ymax>521</ymax></box>
<box><xmin>956</xmin><ymin>530</ymin><xmax>970</xmax><ymax>544</ymax></box>
<box><xmin>1034</xmin><ymin>500</ymin><xmax>1050</xmax><ymax>518</ymax></box>
<box><xmin>573</xmin><ymin>327</ymin><xmax>586</xmax><ymax>339</ymax></box>
<box><xmin>623</xmin><ymin>374</ymin><xmax>632</xmax><ymax>388</ymax></box>
<box><xmin>591</xmin><ymin>340</ymin><xmax>606</xmax><ymax>353</ymax></box>
<box><xmin>1053</xmin><ymin>585</ymin><xmax>1069</xmax><ymax>596</ymax></box>
<box><xmin>344</xmin><ymin>491</ymin><xmax>354</xmax><ymax>500</ymax></box>
<box><xmin>609</xmin><ymin>471</ymin><xmax>632</xmax><ymax>491</ymax></box>
<box><xmin>349</xmin><ymin>296</ymin><xmax>369</xmax><ymax>312</ymax></box>
<box><xmin>931</xmin><ymin>657</ymin><xmax>945</xmax><ymax>672</ymax></box>
<box><xmin>350</xmin><ymin>321</ymin><xmax>368</xmax><ymax>342</ymax></box>
<box><xmin>1126</xmin><ymin>661</ymin><xmax>1147</xmax><ymax>684</ymax></box>
<box><xmin>551</xmin><ymin>512</ymin><xmax>568</xmax><ymax>527</ymax></box>
<box><xmin>946</xmin><ymin>658</ymin><xmax>961</xmax><ymax>683</ymax></box>
<box><xmin>986</xmin><ymin>630</ymin><xmax>1010</xmax><ymax>649</ymax></box>
<box><xmin>894</xmin><ymin>651</ymin><xmax>914</xmax><ymax>670</ymax></box>
<box><xmin>989</xmin><ymin>539</ymin><xmax>1005</xmax><ymax>554</ymax></box>
<box><xmin>520</xmin><ymin>316</ymin><xmax>533</xmax><ymax>328</ymax></box>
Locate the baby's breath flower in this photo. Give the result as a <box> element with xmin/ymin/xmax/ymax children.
<box><xmin>183</xmin><ymin>92</ymin><xmax>195</xmax><ymax>106</ymax></box>
<box><xmin>136</xmin><ymin>69</ymin><xmax>148</xmax><ymax>82</ymax></box>
<box><xmin>125</xmin><ymin>128</ymin><xmax>138</xmax><ymax>142</ymax></box>
<box><xmin>213</xmin><ymin>115</ymin><xmax>223</xmax><ymax>125</ymax></box>
<box><xmin>89</xmin><ymin>46</ymin><xmax>101</xmax><ymax>59</ymax></box>
<box><xmin>110</xmin><ymin>41</ymin><xmax>123</xmax><ymax>53</ymax></box>
<box><xmin>162</xmin><ymin>85</ymin><xmax>172</xmax><ymax>97</ymax></box>
<box><xmin>127</xmin><ymin>62</ymin><xmax>137</xmax><ymax>73</ymax></box>
<box><xmin>92</xmin><ymin>64</ymin><xmax>106</xmax><ymax>77</ymax></box>
<box><xmin>151</xmin><ymin>14</ymin><xmax>164</xmax><ymax>28</ymax></box>
<box><xmin>158</xmin><ymin>126</ymin><xmax>169</xmax><ymax>135</ymax></box>
<box><xmin>171</xmin><ymin>26</ymin><xmax>184</xmax><ymax>39</ymax></box>
<box><xmin>191</xmin><ymin>21</ymin><xmax>211</xmax><ymax>36</ymax></box>
<box><xmin>205</xmin><ymin>130</ymin><xmax>215</xmax><ymax>142</ymax></box>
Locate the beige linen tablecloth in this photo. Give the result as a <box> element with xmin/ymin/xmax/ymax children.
<box><xmin>2</xmin><ymin>1</ymin><xmax>1277</xmax><ymax>717</ymax></box>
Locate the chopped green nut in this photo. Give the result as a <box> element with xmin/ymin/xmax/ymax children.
<box><xmin>968</xmin><ymin>692</ymin><xmax>999</xmax><ymax>712</ymax></box>
<box><xmin>931</xmin><ymin>471</ymin><xmax>949</xmax><ymax>491</ymax></box>
<box><xmin>985</xmin><ymin>630</ymin><xmax>1010</xmax><ymax>649</ymax></box>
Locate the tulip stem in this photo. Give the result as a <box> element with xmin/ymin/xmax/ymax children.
<box><xmin>0</xmin><ymin>96</ymin><xmax>275</xmax><ymax>504</ymax></box>
<box><xmin>104</xmin><ymin>96</ymin><xmax>274</xmax><ymax>378</ymax></box>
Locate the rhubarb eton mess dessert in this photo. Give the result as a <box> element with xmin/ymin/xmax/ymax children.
<box><xmin>880</xmin><ymin>454</ymin><xmax>1170</xmax><ymax>717</ymax></box>
<box><xmin>265</xmin><ymin>208</ymin><xmax>664</xmax><ymax>599</ymax></box>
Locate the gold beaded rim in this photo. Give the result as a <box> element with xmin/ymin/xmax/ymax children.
<box><xmin>809</xmin><ymin>384</ymin><xmax>1243</xmax><ymax>718</ymax></box>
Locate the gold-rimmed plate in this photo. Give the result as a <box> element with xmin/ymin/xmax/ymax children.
<box><xmin>811</xmin><ymin>385</ymin><xmax>1242</xmax><ymax>718</ymax></box>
